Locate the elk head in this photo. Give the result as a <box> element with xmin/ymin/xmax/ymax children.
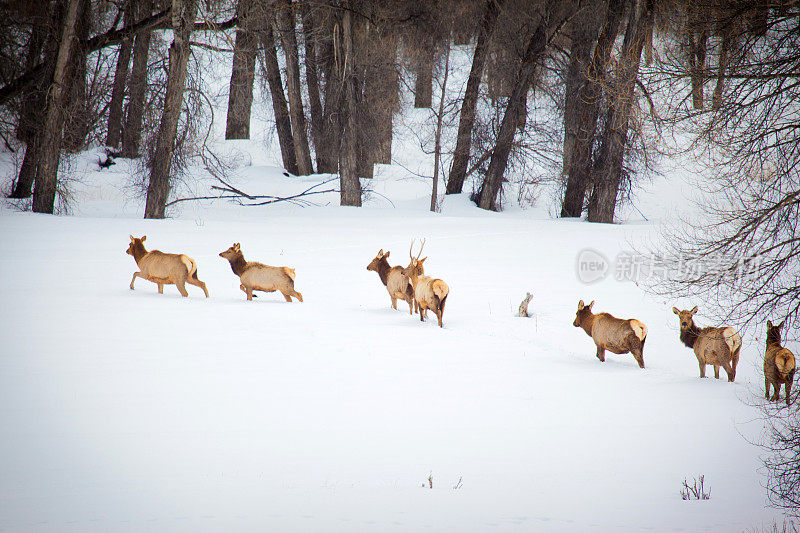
<box><xmin>219</xmin><ymin>242</ymin><xmax>241</xmax><ymax>260</ymax></box>
<box><xmin>405</xmin><ymin>239</ymin><xmax>427</xmax><ymax>281</ymax></box>
<box><xmin>126</xmin><ymin>234</ymin><xmax>146</xmax><ymax>256</ymax></box>
<box><xmin>573</xmin><ymin>299</ymin><xmax>594</xmax><ymax>327</ymax></box>
<box><xmin>672</xmin><ymin>306</ymin><xmax>698</xmax><ymax>331</ymax></box>
<box><xmin>367</xmin><ymin>249</ymin><xmax>389</xmax><ymax>272</ymax></box>
<box><xmin>766</xmin><ymin>320</ymin><xmax>784</xmax><ymax>346</ymax></box>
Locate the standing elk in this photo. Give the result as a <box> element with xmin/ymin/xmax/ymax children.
<box><xmin>219</xmin><ymin>243</ymin><xmax>303</xmax><ymax>302</ymax></box>
<box><xmin>672</xmin><ymin>306</ymin><xmax>741</xmax><ymax>381</ymax></box>
<box><xmin>404</xmin><ymin>240</ymin><xmax>449</xmax><ymax>328</ymax></box>
<box><xmin>366</xmin><ymin>249</ymin><xmax>415</xmax><ymax>314</ymax></box>
<box><xmin>126</xmin><ymin>235</ymin><xmax>209</xmax><ymax>297</ymax></box>
<box><xmin>573</xmin><ymin>300</ymin><xmax>647</xmax><ymax>368</ymax></box>
<box><xmin>764</xmin><ymin>320</ymin><xmax>796</xmax><ymax>406</ymax></box>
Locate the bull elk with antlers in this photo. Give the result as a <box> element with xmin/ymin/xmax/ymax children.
<box><xmin>405</xmin><ymin>240</ymin><xmax>449</xmax><ymax>328</ymax></box>
<box><xmin>573</xmin><ymin>300</ymin><xmax>647</xmax><ymax>368</ymax></box>
<box><xmin>673</xmin><ymin>306</ymin><xmax>741</xmax><ymax>381</ymax></box>
<box><xmin>366</xmin><ymin>249</ymin><xmax>415</xmax><ymax>314</ymax></box>
<box><xmin>126</xmin><ymin>235</ymin><xmax>209</xmax><ymax>297</ymax></box>
<box><xmin>219</xmin><ymin>243</ymin><xmax>303</xmax><ymax>302</ymax></box>
<box><xmin>764</xmin><ymin>320</ymin><xmax>795</xmax><ymax>406</ymax></box>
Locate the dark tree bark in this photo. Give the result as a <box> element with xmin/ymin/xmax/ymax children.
<box><xmin>446</xmin><ymin>0</ymin><xmax>504</xmax><ymax>195</ymax></box>
<box><xmin>62</xmin><ymin>0</ymin><xmax>91</xmax><ymax>152</ymax></box>
<box><xmin>478</xmin><ymin>0</ymin><xmax>559</xmax><ymax>211</ymax></box>
<box><xmin>586</xmin><ymin>0</ymin><xmax>653</xmax><ymax>223</ymax></box>
<box><xmin>10</xmin><ymin>15</ymin><xmax>50</xmax><ymax>199</ymax></box>
<box><xmin>144</xmin><ymin>0</ymin><xmax>198</xmax><ymax>219</ymax></box>
<box><xmin>688</xmin><ymin>6</ymin><xmax>708</xmax><ymax>110</ymax></box>
<box><xmin>225</xmin><ymin>0</ymin><xmax>258</xmax><ymax>139</ymax></box>
<box><xmin>560</xmin><ymin>0</ymin><xmax>624</xmax><ymax>218</ymax></box>
<box><xmin>338</xmin><ymin>1</ymin><xmax>361</xmax><ymax>206</ymax></box>
<box><xmin>261</xmin><ymin>17</ymin><xmax>298</xmax><ymax>175</ymax></box>
<box><xmin>414</xmin><ymin>44</ymin><xmax>435</xmax><ymax>108</ymax></box>
<box><xmin>275</xmin><ymin>0</ymin><xmax>314</xmax><ymax>175</ymax></box>
<box><xmin>106</xmin><ymin>0</ymin><xmax>134</xmax><ymax>148</ymax></box>
<box><xmin>318</xmin><ymin>9</ymin><xmax>339</xmax><ymax>174</ymax></box>
<box><xmin>712</xmin><ymin>22</ymin><xmax>733</xmax><ymax>110</ymax></box>
<box><xmin>32</xmin><ymin>0</ymin><xmax>85</xmax><ymax>213</ymax></box>
<box><xmin>373</xmin><ymin>31</ymin><xmax>398</xmax><ymax>165</ymax></box>
<box><xmin>299</xmin><ymin>3</ymin><xmax>326</xmax><ymax>170</ymax></box>
<box><xmin>121</xmin><ymin>0</ymin><xmax>154</xmax><ymax>158</ymax></box>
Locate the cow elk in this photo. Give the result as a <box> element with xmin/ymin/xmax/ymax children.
<box><xmin>764</xmin><ymin>320</ymin><xmax>796</xmax><ymax>407</ymax></box>
<box><xmin>405</xmin><ymin>240</ymin><xmax>449</xmax><ymax>328</ymax></box>
<box><xmin>673</xmin><ymin>306</ymin><xmax>741</xmax><ymax>382</ymax></box>
<box><xmin>366</xmin><ymin>249</ymin><xmax>415</xmax><ymax>314</ymax></box>
<box><xmin>573</xmin><ymin>300</ymin><xmax>647</xmax><ymax>368</ymax></box>
<box><xmin>126</xmin><ymin>235</ymin><xmax>209</xmax><ymax>297</ymax></box>
<box><xmin>219</xmin><ymin>243</ymin><xmax>303</xmax><ymax>302</ymax></box>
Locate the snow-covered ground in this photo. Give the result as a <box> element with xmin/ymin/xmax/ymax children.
<box><xmin>0</xmin><ymin>161</ymin><xmax>788</xmax><ymax>531</ymax></box>
<box><xmin>0</xmin><ymin>36</ymin><xmax>790</xmax><ymax>532</ymax></box>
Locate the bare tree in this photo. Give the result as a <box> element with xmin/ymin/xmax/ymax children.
<box><xmin>31</xmin><ymin>0</ymin><xmax>85</xmax><ymax>214</ymax></box>
<box><xmin>121</xmin><ymin>0</ymin><xmax>154</xmax><ymax>158</ymax></box>
<box><xmin>338</xmin><ymin>0</ymin><xmax>361</xmax><ymax>206</ymax></box>
<box><xmin>143</xmin><ymin>0</ymin><xmax>198</xmax><ymax>219</ymax></box>
<box><xmin>299</xmin><ymin>2</ymin><xmax>326</xmax><ymax>170</ymax></box>
<box><xmin>106</xmin><ymin>0</ymin><xmax>133</xmax><ymax>148</ymax></box>
<box><xmin>225</xmin><ymin>0</ymin><xmax>259</xmax><ymax>140</ymax></box>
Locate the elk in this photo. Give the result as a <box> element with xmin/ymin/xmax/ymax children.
<box><xmin>573</xmin><ymin>300</ymin><xmax>647</xmax><ymax>369</ymax></box>
<box><xmin>366</xmin><ymin>249</ymin><xmax>415</xmax><ymax>314</ymax></box>
<box><xmin>219</xmin><ymin>243</ymin><xmax>303</xmax><ymax>302</ymax></box>
<box><xmin>405</xmin><ymin>240</ymin><xmax>449</xmax><ymax>327</ymax></box>
<box><xmin>672</xmin><ymin>306</ymin><xmax>741</xmax><ymax>382</ymax></box>
<box><xmin>764</xmin><ymin>320</ymin><xmax>795</xmax><ymax>406</ymax></box>
<box><xmin>126</xmin><ymin>235</ymin><xmax>209</xmax><ymax>297</ymax></box>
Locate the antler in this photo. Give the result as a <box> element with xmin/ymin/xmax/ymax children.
<box><xmin>416</xmin><ymin>238</ymin><xmax>426</xmax><ymax>261</ymax></box>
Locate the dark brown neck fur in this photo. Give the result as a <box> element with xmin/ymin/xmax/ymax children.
<box><xmin>131</xmin><ymin>241</ymin><xmax>148</xmax><ymax>264</ymax></box>
<box><xmin>679</xmin><ymin>320</ymin><xmax>701</xmax><ymax>348</ymax></box>
<box><xmin>767</xmin><ymin>327</ymin><xmax>782</xmax><ymax>349</ymax></box>
<box><xmin>226</xmin><ymin>251</ymin><xmax>248</xmax><ymax>277</ymax></box>
<box><xmin>577</xmin><ymin>310</ymin><xmax>595</xmax><ymax>337</ymax></box>
<box><xmin>376</xmin><ymin>258</ymin><xmax>391</xmax><ymax>286</ymax></box>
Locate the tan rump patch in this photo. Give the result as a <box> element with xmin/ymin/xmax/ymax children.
<box><xmin>180</xmin><ymin>255</ymin><xmax>196</xmax><ymax>276</ymax></box>
<box><xmin>432</xmin><ymin>279</ymin><xmax>449</xmax><ymax>300</ymax></box>
<box><xmin>630</xmin><ymin>319</ymin><xmax>647</xmax><ymax>341</ymax></box>
<box><xmin>283</xmin><ymin>267</ymin><xmax>296</xmax><ymax>281</ymax></box>
<box><xmin>723</xmin><ymin>327</ymin><xmax>741</xmax><ymax>353</ymax></box>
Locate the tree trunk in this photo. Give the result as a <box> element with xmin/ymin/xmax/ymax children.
<box><xmin>688</xmin><ymin>7</ymin><xmax>708</xmax><ymax>110</ymax></box>
<box><xmin>318</xmin><ymin>9</ymin><xmax>339</xmax><ymax>173</ymax></box>
<box><xmin>374</xmin><ymin>32</ymin><xmax>398</xmax><ymax>165</ymax></box>
<box><xmin>478</xmin><ymin>0</ymin><xmax>558</xmax><ymax>211</ymax></box>
<box><xmin>299</xmin><ymin>3</ymin><xmax>326</xmax><ymax>170</ymax></box>
<box><xmin>106</xmin><ymin>0</ymin><xmax>134</xmax><ymax>148</ymax></box>
<box><xmin>260</xmin><ymin>18</ymin><xmax>298</xmax><ymax>175</ymax></box>
<box><xmin>143</xmin><ymin>0</ymin><xmax>197</xmax><ymax>219</ymax></box>
<box><xmin>62</xmin><ymin>0</ymin><xmax>91</xmax><ymax>152</ymax></box>
<box><xmin>32</xmin><ymin>0</ymin><xmax>84</xmax><ymax>213</ymax></box>
<box><xmin>560</xmin><ymin>0</ymin><xmax>624</xmax><ymax>218</ymax></box>
<box><xmin>225</xmin><ymin>0</ymin><xmax>258</xmax><ymax>140</ymax></box>
<box><xmin>121</xmin><ymin>0</ymin><xmax>154</xmax><ymax>158</ymax></box>
<box><xmin>414</xmin><ymin>45</ymin><xmax>434</xmax><ymax>108</ymax></box>
<box><xmin>712</xmin><ymin>24</ymin><xmax>732</xmax><ymax>110</ymax></box>
<box><xmin>10</xmin><ymin>16</ymin><xmax>50</xmax><ymax>199</ymax></box>
<box><xmin>338</xmin><ymin>2</ymin><xmax>361</xmax><ymax>206</ymax></box>
<box><xmin>587</xmin><ymin>0</ymin><xmax>652</xmax><ymax>224</ymax></box>
<box><xmin>446</xmin><ymin>0</ymin><xmax>504</xmax><ymax>195</ymax></box>
<box><xmin>275</xmin><ymin>0</ymin><xmax>314</xmax><ymax>175</ymax></box>
<box><xmin>431</xmin><ymin>44</ymin><xmax>450</xmax><ymax>212</ymax></box>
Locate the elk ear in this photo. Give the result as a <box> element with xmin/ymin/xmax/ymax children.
<box><xmin>141</xmin><ymin>235</ymin><xmax>146</xmax><ymax>242</ymax></box>
<box><xmin>384</xmin><ymin>251</ymin><xmax>390</xmax><ymax>258</ymax></box>
<box><xmin>778</xmin><ymin>320</ymin><xmax>785</xmax><ymax>330</ymax></box>
<box><xmin>672</xmin><ymin>307</ymin><xmax>680</xmax><ymax>315</ymax></box>
<box><xmin>690</xmin><ymin>305</ymin><xmax>698</xmax><ymax>315</ymax></box>
<box><xmin>767</xmin><ymin>320</ymin><xmax>774</xmax><ymax>329</ymax></box>
<box><xmin>420</xmin><ymin>257</ymin><xmax>427</xmax><ymax>263</ymax></box>
<box><xmin>130</xmin><ymin>234</ymin><xmax>135</xmax><ymax>241</ymax></box>
<box><xmin>578</xmin><ymin>299</ymin><xmax>584</xmax><ymax>309</ymax></box>
<box><xmin>587</xmin><ymin>300</ymin><xmax>594</xmax><ymax>310</ymax></box>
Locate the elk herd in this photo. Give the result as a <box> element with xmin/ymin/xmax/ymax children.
<box><xmin>126</xmin><ymin>234</ymin><xmax>795</xmax><ymax>407</ymax></box>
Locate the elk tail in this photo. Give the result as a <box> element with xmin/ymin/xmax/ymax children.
<box><xmin>724</xmin><ymin>328</ymin><xmax>741</xmax><ymax>355</ymax></box>
<box><xmin>432</xmin><ymin>279</ymin><xmax>449</xmax><ymax>300</ymax></box>
<box><xmin>630</xmin><ymin>320</ymin><xmax>647</xmax><ymax>341</ymax></box>
<box><xmin>180</xmin><ymin>255</ymin><xmax>198</xmax><ymax>278</ymax></box>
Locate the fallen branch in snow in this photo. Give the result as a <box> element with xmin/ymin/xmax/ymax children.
<box><xmin>517</xmin><ymin>292</ymin><xmax>533</xmax><ymax>317</ymax></box>
<box><xmin>165</xmin><ymin>178</ymin><xmax>339</xmax><ymax>208</ymax></box>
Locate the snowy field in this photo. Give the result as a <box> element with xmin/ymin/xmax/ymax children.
<box><xmin>0</xmin><ymin>162</ymin><xmax>788</xmax><ymax>532</ymax></box>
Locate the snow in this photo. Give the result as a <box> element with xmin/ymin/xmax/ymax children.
<box><xmin>0</xmin><ymin>32</ymin><xmax>789</xmax><ymax>533</ymax></box>
<box><xmin>0</xmin><ymin>165</ymin><xmax>787</xmax><ymax>530</ymax></box>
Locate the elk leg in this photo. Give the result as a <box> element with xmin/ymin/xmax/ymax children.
<box><xmin>130</xmin><ymin>272</ymin><xmax>142</xmax><ymax>290</ymax></box>
<box><xmin>785</xmin><ymin>381</ymin><xmax>793</xmax><ymax>407</ymax></box>
<box><xmin>714</xmin><ymin>365</ymin><xmax>720</xmax><ymax>379</ymax></box>
<box><xmin>765</xmin><ymin>378</ymin><xmax>771</xmax><ymax>399</ymax></box>
<box><xmin>721</xmin><ymin>361</ymin><xmax>735</xmax><ymax>382</ymax></box>
<box><xmin>175</xmin><ymin>280</ymin><xmax>189</xmax><ymax>297</ymax></box>
<box><xmin>771</xmin><ymin>388</ymin><xmax>780</xmax><ymax>402</ymax></box>
<box><xmin>595</xmin><ymin>347</ymin><xmax>605</xmax><ymax>362</ymax></box>
<box><xmin>186</xmin><ymin>277</ymin><xmax>209</xmax><ymax>297</ymax></box>
<box><xmin>391</xmin><ymin>296</ymin><xmax>397</xmax><ymax>310</ymax></box>
<box><xmin>699</xmin><ymin>362</ymin><xmax>706</xmax><ymax>378</ymax></box>
<box><xmin>246</xmin><ymin>287</ymin><xmax>254</xmax><ymax>301</ymax></box>
<box><xmin>158</xmin><ymin>283</ymin><xmax>164</xmax><ymax>294</ymax></box>
<box><xmin>282</xmin><ymin>291</ymin><xmax>292</xmax><ymax>302</ymax></box>
<box><xmin>436</xmin><ymin>309</ymin><xmax>443</xmax><ymax>328</ymax></box>
<box><xmin>632</xmin><ymin>348</ymin><xmax>645</xmax><ymax>369</ymax></box>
